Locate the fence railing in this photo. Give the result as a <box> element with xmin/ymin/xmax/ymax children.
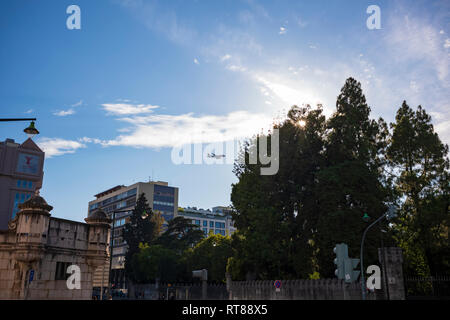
<box><xmin>405</xmin><ymin>276</ymin><xmax>450</xmax><ymax>299</ymax></box>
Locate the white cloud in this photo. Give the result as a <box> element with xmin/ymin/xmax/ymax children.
<box><xmin>37</xmin><ymin>138</ymin><xmax>86</xmax><ymax>158</ymax></box>
<box><xmin>279</xmin><ymin>27</ymin><xmax>286</xmax><ymax>35</ymax></box>
<box><xmin>79</xmin><ymin>137</ymin><xmax>103</xmax><ymax>144</ymax></box>
<box><xmin>24</xmin><ymin>109</ymin><xmax>33</xmax><ymax>114</ymax></box>
<box><xmin>72</xmin><ymin>100</ymin><xmax>83</xmax><ymax>107</ymax></box>
<box><xmin>101</xmin><ymin>103</ymin><xmax>160</xmax><ymax>115</ymax></box>
<box><xmin>117</xmin><ymin>0</ymin><xmax>197</xmax><ymax>46</ymax></box>
<box><xmin>429</xmin><ymin>111</ymin><xmax>450</xmax><ymax>145</ymax></box>
<box><xmin>221</xmin><ymin>54</ymin><xmax>232</xmax><ymax>62</ymax></box>
<box><xmin>53</xmin><ymin>109</ymin><xmax>75</xmax><ymax>117</ymax></box>
<box><xmin>226</xmin><ymin>64</ymin><xmax>247</xmax><ymax>72</ymax></box>
<box><xmin>444</xmin><ymin>39</ymin><xmax>450</xmax><ymax>48</ymax></box>
<box><xmin>385</xmin><ymin>15</ymin><xmax>449</xmax><ymax>83</ymax></box>
<box><xmin>255</xmin><ymin>74</ymin><xmax>326</xmax><ymax>110</ymax></box>
<box><xmin>96</xmin><ymin>110</ymin><xmax>274</xmax><ymax>149</ymax></box>
<box><xmin>194</xmin><ymin>58</ymin><xmax>200</xmax><ymax>64</ymax></box>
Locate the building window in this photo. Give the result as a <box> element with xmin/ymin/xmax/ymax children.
<box><xmin>202</xmin><ymin>228</ymin><xmax>208</xmax><ymax>236</ymax></box>
<box><xmin>55</xmin><ymin>262</ymin><xmax>72</xmax><ymax>280</ymax></box>
<box><xmin>16</xmin><ymin>180</ymin><xmax>33</xmax><ymax>189</ymax></box>
<box><xmin>11</xmin><ymin>192</ymin><xmax>31</xmax><ymax>219</ymax></box>
<box><xmin>195</xmin><ymin>220</ymin><xmax>200</xmax><ymax>225</ymax></box>
<box><xmin>153</xmin><ymin>200</ymin><xmax>174</xmax><ymax>207</ymax></box>
<box><xmin>210</xmin><ymin>221</ymin><xmax>214</xmax><ymax>228</ymax></box>
<box><xmin>127</xmin><ymin>188</ymin><xmax>137</xmax><ymax>197</ymax></box>
<box><xmin>203</xmin><ymin>220</ymin><xmax>207</xmax><ymax>227</ymax></box>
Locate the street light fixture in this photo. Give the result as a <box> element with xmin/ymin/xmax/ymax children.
<box><xmin>24</xmin><ymin>121</ymin><xmax>39</xmax><ymax>138</ymax></box>
<box><xmin>0</xmin><ymin>118</ymin><xmax>39</xmax><ymax>138</ymax></box>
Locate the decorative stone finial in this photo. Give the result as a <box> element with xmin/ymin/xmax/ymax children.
<box><xmin>18</xmin><ymin>193</ymin><xmax>53</xmax><ymax>212</ymax></box>
<box><xmin>85</xmin><ymin>208</ymin><xmax>112</xmax><ymax>225</ymax></box>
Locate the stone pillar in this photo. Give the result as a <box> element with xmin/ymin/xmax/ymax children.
<box><xmin>85</xmin><ymin>209</ymin><xmax>111</xmax><ymax>299</ymax></box>
<box><xmin>378</xmin><ymin>247</ymin><xmax>405</xmax><ymax>300</ymax></box>
<box><xmin>225</xmin><ymin>272</ymin><xmax>232</xmax><ymax>300</ymax></box>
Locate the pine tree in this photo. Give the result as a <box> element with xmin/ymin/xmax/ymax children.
<box><xmin>387</xmin><ymin>101</ymin><xmax>449</xmax><ymax>276</ymax></box>
<box><xmin>314</xmin><ymin>77</ymin><xmax>390</xmax><ymax>277</ymax></box>
<box><xmin>123</xmin><ymin>193</ymin><xmax>156</xmax><ymax>282</ymax></box>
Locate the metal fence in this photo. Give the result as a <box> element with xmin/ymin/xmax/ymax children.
<box><xmin>405</xmin><ymin>276</ymin><xmax>450</xmax><ymax>300</ymax></box>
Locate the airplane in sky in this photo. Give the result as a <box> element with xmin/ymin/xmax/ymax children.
<box><xmin>207</xmin><ymin>152</ymin><xmax>226</xmax><ymax>159</ymax></box>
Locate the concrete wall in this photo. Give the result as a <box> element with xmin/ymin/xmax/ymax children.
<box><xmin>227</xmin><ymin>279</ymin><xmax>375</xmax><ymax>300</ymax></box>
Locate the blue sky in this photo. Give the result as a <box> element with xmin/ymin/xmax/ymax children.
<box><xmin>1</xmin><ymin>0</ymin><xmax>449</xmax><ymax>222</ymax></box>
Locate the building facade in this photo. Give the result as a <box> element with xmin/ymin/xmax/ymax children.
<box><xmin>0</xmin><ymin>138</ymin><xmax>44</xmax><ymax>230</ymax></box>
<box><xmin>176</xmin><ymin>206</ymin><xmax>236</xmax><ymax>237</ymax></box>
<box><xmin>88</xmin><ymin>181</ymin><xmax>179</xmax><ymax>290</ymax></box>
<box><xmin>0</xmin><ymin>194</ymin><xmax>110</xmax><ymax>300</ymax></box>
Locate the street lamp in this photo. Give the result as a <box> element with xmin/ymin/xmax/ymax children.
<box><xmin>24</xmin><ymin>121</ymin><xmax>39</xmax><ymax>138</ymax></box>
<box><xmin>0</xmin><ymin>118</ymin><xmax>39</xmax><ymax>138</ymax></box>
<box><xmin>360</xmin><ymin>205</ymin><xmax>397</xmax><ymax>300</ymax></box>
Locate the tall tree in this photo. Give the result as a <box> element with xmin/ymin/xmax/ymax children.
<box><xmin>314</xmin><ymin>78</ymin><xmax>391</xmax><ymax>277</ymax></box>
<box><xmin>387</xmin><ymin>101</ymin><xmax>449</xmax><ymax>276</ymax></box>
<box><xmin>155</xmin><ymin>216</ymin><xmax>204</xmax><ymax>254</ymax></box>
<box><xmin>230</xmin><ymin>104</ymin><xmax>327</xmax><ymax>279</ymax></box>
<box><xmin>123</xmin><ymin>193</ymin><xmax>156</xmax><ymax>282</ymax></box>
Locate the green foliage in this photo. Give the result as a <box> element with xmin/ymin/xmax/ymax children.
<box><xmin>231</xmin><ymin>103</ymin><xmax>328</xmax><ymax>279</ymax></box>
<box><xmin>123</xmin><ymin>193</ymin><xmax>156</xmax><ymax>283</ymax></box>
<box><xmin>185</xmin><ymin>234</ymin><xmax>233</xmax><ymax>282</ymax></box>
<box><xmin>314</xmin><ymin>78</ymin><xmax>391</xmax><ymax>277</ymax></box>
<box><xmin>231</xmin><ymin>78</ymin><xmax>392</xmax><ymax>279</ymax></box>
<box><xmin>125</xmin><ymin>215</ymin><xmax>206</xmax><ymax>283</ymax></box>
<box><xmin>387</xmin><ymin>101</ymin><xmax>449</xmax><ymax>276</ymax></box>
<box><xmin>131</xmin><ymin>244</ymin><xmax>180</xmax><ymax>283</ymax></box>
<box><xmin>229</xmin><ymin>77</ymin><xmax>448</xmax><ymax>281</ymax></box>
<box><xmin>155</xmin><ymin>216</ymin><xmax>204</xmax><ymax>253</ymax></box>
<box><xmin>122</xmin><ymin>78</ymin><xmax>449</xmax><ymax>286</ymax></box>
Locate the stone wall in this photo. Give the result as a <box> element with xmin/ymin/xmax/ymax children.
<box><xmin>0</xmin><ymin>194</ymin><xmax>110</xmax><ymax>300</ymax></box>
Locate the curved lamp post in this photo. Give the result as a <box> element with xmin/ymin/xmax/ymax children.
<box><xmin>360</xmin><ymin>205</ymin><xmax>397</xmax><ymax>300</ymax></box>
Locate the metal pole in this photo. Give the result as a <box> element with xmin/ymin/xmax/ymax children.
<box><xmin>0</xmin><ymin>118</ymin><xmax>36</xmax><ymax>122</ymax></box>
<box><xmin>379</xmin><ymin>225</ymin><xmax>390</xmax><ymax>300</ymax></box>
<box><xmin>360</xmin><ymin>213</ymin><xmax>387</xmax><ymax>300</ymax></box>
<box><xmin>108</xmin><ymin>210</ymin><xmax>116</xmax><ymax>298</ymax></box>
